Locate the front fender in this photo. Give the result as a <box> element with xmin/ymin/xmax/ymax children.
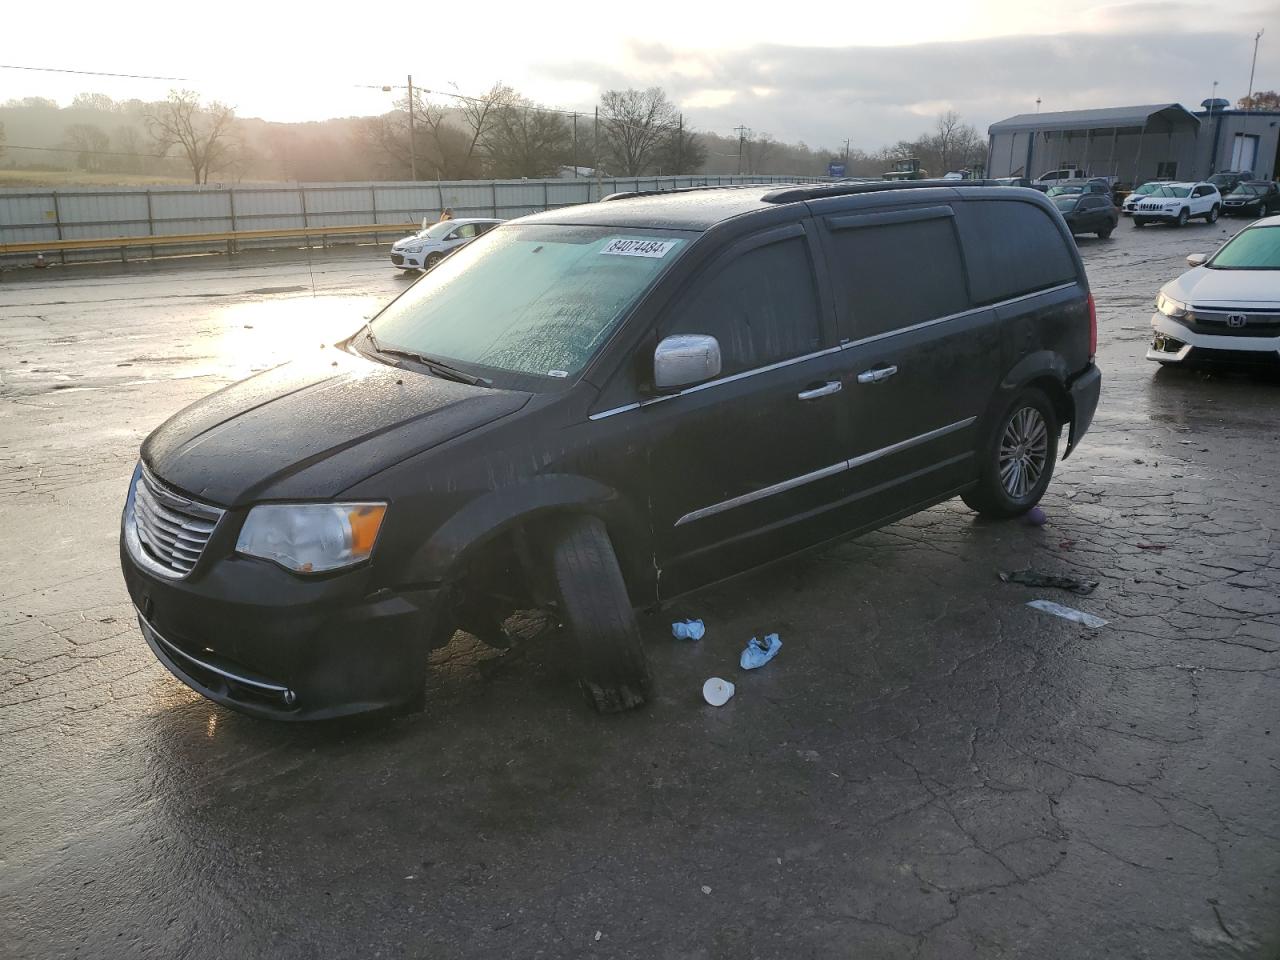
<box><xmin>401</xmin><ymin>473</ymin><xmax>650</xmax><ymax>588</ymax></box>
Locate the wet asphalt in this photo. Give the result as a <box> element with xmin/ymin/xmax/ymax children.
<box><xmin>1</xmin><ymin>222</ymin><xmax>1277</xmax><ymax>959</ymax></box>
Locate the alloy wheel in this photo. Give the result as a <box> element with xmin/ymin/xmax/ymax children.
<box><xmin>999</xmin><ymin>406</ymin><xmax>1049</xmax><ymax>499</ymax></box>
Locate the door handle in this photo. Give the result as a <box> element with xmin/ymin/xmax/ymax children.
<box><xmin>857</xmin><ymin>365</ymin><xmax>898</xmax><ymax>384</ymax></box>
<box><xmin>797</xmin><ymin>380</ymin><xmax>842</xmax><ymax>400</ymax></box>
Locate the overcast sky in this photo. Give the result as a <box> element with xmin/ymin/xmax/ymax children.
<box><xmin>3</xmin><ymin>0</ymin><xmax>1277</xmax><ymax>149</ymax></box>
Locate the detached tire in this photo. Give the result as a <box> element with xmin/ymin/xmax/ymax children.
<box><xmin>548</xmin><ymin>515</ymin><xmax>652</xmax><ymax>713</ymax></box>
<box><xmin>962</xmin><ymin>387</ymin><xmax>1060</xmax><ymax>519</ymax></box>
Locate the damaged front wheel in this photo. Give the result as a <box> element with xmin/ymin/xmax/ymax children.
<box><xmin>548</xmin><ymin>515</ymin><xmax>652</xmax><ymax>713</ymax></box>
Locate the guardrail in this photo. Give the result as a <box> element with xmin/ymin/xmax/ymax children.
<box><xmin>0</xmin><ymin>222</ymin><xmax>416</xmax><ymax>259</ymax></box>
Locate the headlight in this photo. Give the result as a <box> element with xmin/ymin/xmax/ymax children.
<box><xmin>236</xmin><ymin>503</ymin><xmax>386</xmax><ymax>574</ymax></box>
<box><xmin>1156</xmin><ymin>292</ymin><xmax>1189</xmax><ymax>319</ymax></box>
<box><xmin>404</xmin><ymin>243</ymin><xmax>425</xmax><ymax>254</ymax></box>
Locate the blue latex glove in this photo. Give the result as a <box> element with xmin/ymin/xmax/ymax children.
<box><xmin>740</xmin><ymin>633</ymin><xmax>781</xmax><ymax>670</ymax></box>
<box><xmin>671</xmin><ymin>619</ymin><xmax>705</xmax><ymax>641</ymax></box>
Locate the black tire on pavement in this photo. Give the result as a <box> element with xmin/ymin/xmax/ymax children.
<box><xmin>962</xmin><ymin>387</ymin><xmax>1060</xmax><ymax>519</ymax></box>
<box><xmin>424</xmin><ymin>253</ymin><xmax>443</xmax><ymax>271</ymax></box>
<box><xmin>1133</xmin><ymin>217</ymin><xmax>1146</xmax><ymax>227</ymax></box>
<box><xmin>1205</xmin><ymin>205</ymin><xmax>1219</xmax><ymax>224</ymax></box>
<box><xmin>548</xmin><ymin>515</ymin><xmax>652</xmax><ymax>713</ymax></box>
<box><xmin>1174</xmin><ymin>208</ymin><xmax>1189</xmax><ymax>227</ymax></box>
<box><xmin>1097</xmin><ymin>226</ymin><xmax>1113</xmax><ymax>239</ymax></box>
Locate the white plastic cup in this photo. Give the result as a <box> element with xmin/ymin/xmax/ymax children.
<box><xmin>702</xmin><ymin>677</ymin><xmax>735</xmax><ymax>707</ymax></box>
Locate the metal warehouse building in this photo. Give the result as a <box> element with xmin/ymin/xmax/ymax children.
<box><xmin>986</xmin><ymin>103</ymin><xmax>1280</xmax><ymax>184</ymax></box>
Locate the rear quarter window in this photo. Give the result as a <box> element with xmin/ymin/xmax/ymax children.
<box><xmin>957</xmin><ymin>199</ymin><xmax>1078</xmax><ymax>304</ymax></box>
<box><xmin>823</xmin><ymin>210</ymin><xmax>970</xmax><ymax>338</ymax></box>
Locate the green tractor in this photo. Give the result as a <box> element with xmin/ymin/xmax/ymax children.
<box><xmin>883</xmin><ymin>157</ymin><xmax>928</xmax><ymax>181</ymax></box>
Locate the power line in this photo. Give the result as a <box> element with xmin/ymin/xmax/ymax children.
<box><xmin>4</xmin><ymin>143</ymin><xmax>181</xmax><ymax>160</ymax></box>
<box><xmin>0</xmin><ymin>63</ymin><xmax>192</xmax><ymax>82</ymax></box>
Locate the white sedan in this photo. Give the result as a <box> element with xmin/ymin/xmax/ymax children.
<box><xmin>1148</xmin><ymin>215</ymin><xmax>1280</xmax><ymax>366</ymax></box>
<box><xmin>1131</xmin><ymin>182</ymin><xmax>1222</xmax><ymax>228</ymax></box>
<box><xmin>389</xmin><ymin>217</ymin><xmax>503</xmax><ymax>271</ymax></box>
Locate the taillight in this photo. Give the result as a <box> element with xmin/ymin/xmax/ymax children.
<box><xmin>1087</xmin><ymin>293</ymin><xmax>1097</xmax><ymax>359</ymax></box>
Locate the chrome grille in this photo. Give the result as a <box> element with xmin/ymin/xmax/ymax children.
<box><xmin>130</xmin><ymin>469</ymin><xmax>223</xmax><ymax>578</ymax></box>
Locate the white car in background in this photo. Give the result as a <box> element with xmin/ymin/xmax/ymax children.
<box><xmin>1131</xmin><ymin>182</ymin><xmax>1222</xmax><ymax>228</ymax></box>
<box><xmin>389</xmin><ymin>217</ymin><xmax>503</xmax><ymax>271</ymax></box>
<box><xmin>1148</xmin><ymin>215</ymin><xmax>1280</xmax><ymax>366</ymax></box>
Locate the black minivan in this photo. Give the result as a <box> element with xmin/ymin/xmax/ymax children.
<box><xmin>121</xmin><ymin>181</ymin><xmax>1101</xmax><ymax>720</ymax></box>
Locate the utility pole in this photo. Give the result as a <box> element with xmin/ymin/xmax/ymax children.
<box><xmin>1246</xmin><ymin>29</ymin><xmax>1265</xmax><ymax>111</ymax></box>
<box><xmin>734</xmin><ymin>124</ymin><xmax>750</xmax><ymax>175</ymax></box>
<box><xmin>594</xmin><ymin>106</ymin><xmax>602</xmax><ymax>199</ymax></box>
<box><xmin>1243</xmin><ymin>28</ymin><xmax>1265</xmax><ymax>173</ymax></box>
<box><xmin>572</xmin><ymin>113</ymin><xmax>578</xmax><ymax>178</ymax></box>
<box><xmin>407</xmin><ymin>74</ymin><xmax>418</xmax><ymax>181</ymax></box>
<box><xmin>843</xmin><ymin>138</ymin><xmax>850</xmax><ymax>165</ymax></box>
<box><xmin>677</xmin><ymin>113</ymin><xmax>684</xmax><ymax>174</ymax></box>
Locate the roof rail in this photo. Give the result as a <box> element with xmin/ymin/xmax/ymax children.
<box><xmin>763</xmin><ymin>179</ymin><xmax>1004</xmax><ymax>204</ymax></box>
<box><xmin>601</xmin><ymin>182</ymin><xmax>788</xmax><ymax>202</ymax></box>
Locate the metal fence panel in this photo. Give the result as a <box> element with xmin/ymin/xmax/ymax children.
<box><xmin>1</xmin><ymin>174</ymin><xmax>829</xmax><ymax>264</ymax></box>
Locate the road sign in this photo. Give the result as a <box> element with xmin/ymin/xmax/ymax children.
<box><xmin>827</xmin><ymin>162</ymin><xmax>847</xmax><ymax>178</ymax></box>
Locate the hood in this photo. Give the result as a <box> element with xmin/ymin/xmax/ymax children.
<box><xmin>392</xmin><ymin>233</ymin><xmax>436</xmax><ymax>250</ymax></box>
<box><xmin>1169</xmin><ymin>267</ymin><xmax>1280</xmax><ymax>308</ymax></box>
<box><xmin>142</xmin><ymin>350</ymin><xmax>530</xmax><ymax>506</ymax></box>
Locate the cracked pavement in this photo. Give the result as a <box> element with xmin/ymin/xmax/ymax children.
<box><xmin>1</xmin><ymin>225</ymin><xmax>1277</xmax><ymax>959</ymax></box>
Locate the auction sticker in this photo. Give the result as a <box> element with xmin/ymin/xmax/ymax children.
<box><xmin>600</xmin><ymin>237</ymin><xmax>678</xmax><ymax>258</ymax></box>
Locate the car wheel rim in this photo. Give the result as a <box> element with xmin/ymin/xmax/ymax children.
<box><xmin>998</xmin><ymin>407</ymin><xmax>1048</xmax><ymax>500</ymax></box>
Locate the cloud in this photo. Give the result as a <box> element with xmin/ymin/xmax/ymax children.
<box><xmin>534</xmin><ymin>18</ymin><xmax>1280</xmax><ymax>149</ymax></box>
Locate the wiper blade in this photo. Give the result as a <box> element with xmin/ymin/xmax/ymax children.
<box><xmin>371</xmin><ymin>341</ymin><xmax>490</xmax><ymax>388</ymax></box>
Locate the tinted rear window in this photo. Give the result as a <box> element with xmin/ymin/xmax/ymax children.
<box><xmin>824</xmin><ymin>213</ymin><xmax>970</xmax><ymax>338</ymax></box>
<box><xmin>957</xmin><ymin>200</ymin><xmax>1077</xmax><ymax>304</ymax></box>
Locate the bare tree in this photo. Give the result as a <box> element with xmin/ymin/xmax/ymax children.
<box><xmin>1238</xmin><ymin>90</ymin><xmax>1280</xmax><ymax>110</ymax></box>
<box><xmin>482</xmin><ymin>98</ymin><xmax>571</xmax><ymax>178</ymax></box>
<box><xmin>928</xmin><ymin>110</ymin><xmax>983</xmax><ymax>174</ymax></box>
<box><xmin>71</xmin><ymin>92</ymin><xmax>117</xmax><ymax>113</ymax></box>
<box><xmin>600</xmin><ymin>88</ymin><xmax>678</xmax><ymax>176</ymax></box>
<box><xmin>110</xmin><ymin>126</ymin><xmax>144</xmax><ymax>173</ymax></box>
<box><xmin>62</xmin><ymin>123</ymin><xmax>110</xmax><ymax>171</ymax></box>
<box><xmin>0</xmin><ymin>121</ymin><xmax>5</xmax><ymax>161</ymax></box>
<box><xmin>654</xmin><ymin>124</ymin><xmax>707</xmax><ymax>175</ymax></box>
<box><xmin>455</xmin><ymin>82</ymin><xmax>517</xmax><ymax>175</ymax></box>
<box><xmin>743</xmin><ymin>132</ymin><xmax>778</xmax><ymax>174</ymax></box>
<box><xmin>145</xmin><ymin>90</ymin><xmax>238</xmax><ymax>184</ymax></box>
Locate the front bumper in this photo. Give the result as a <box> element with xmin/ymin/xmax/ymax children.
<box><xmin>1146</xmin><ymin>313</ymin><xmax>1280</xmax><ymax>365</ymax></box>
<box><xmin>390</xmin><ymin>250</ymin><xmax>425</xmax><ymax>269</ymax></box>
<box><xmin>1132</xmin><ymin>208</ymin><xmax>1183</xmax><ymax>221</ymax></box>
<box><xmin>122</xmin><ymin>537</ymin><xmax>440</xmax><ymax>721</ymax></box>
<box><xmin>1222</xmin><ymin>204</ymin><xmax>1262</xmax><ymax>217</ymax></box>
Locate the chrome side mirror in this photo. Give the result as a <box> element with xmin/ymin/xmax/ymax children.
<box><xmin>1186</xmin><ymin>253</ymin><xmax>1208</xmax><ymax>268</ymax></box>
<box><xmin>654</xmin><ymin>334</ymin><xmax>721</xmax><ymax>391</ymax></box>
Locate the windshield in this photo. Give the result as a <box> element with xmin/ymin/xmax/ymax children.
<box><xmin>419</xmin><ymin>221</ymin><xmax>460</xmax><ymax>240</ymax></box>
<box><xmin>1209</xmin><ymin>226</ymin><xmax>1280</xmax><ymax>269</ymax></box>
<box><xmin>1048</xmin><ymin>184</ymin><xmax>1085</xmax><ymax>196</ymax></box>
<box><xmin>1052</xmin><ymin>196</ymin><xmax>1080</xmax><ymax>212</ymax></box>
<box><xmin>1150</xmin><ymin>185</ymin><xmax>1191</xmax><ymax>198</ymax></box>
<box><xmin>1133</xmin><ymin>182</ymin><xmax>1162</xmax><ymax>196</ymax></box>
<box><xmin>369</xmin><ymin>224</ymin><xmax>689</xmax><ymax>382</ymax></box>
<box><xmin>1229</xmin><ymin>184</ymin><xmax>1262</xmax><ymax>197</ymax></box>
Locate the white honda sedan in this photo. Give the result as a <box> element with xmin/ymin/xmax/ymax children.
<box><xmin>1148</xmin><ymin>215</ymin><xmax>1280</xmax><ymax>366</ymax></box>
<box><xmin>389</xmin><ymin>217</ymin><xmax>503</xmax><ymax>271</ymax></box>
<box><xmin>1131</xmin><ymin>181</ymin><xmax>1222</xmax><ymax>228</ymax></box>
